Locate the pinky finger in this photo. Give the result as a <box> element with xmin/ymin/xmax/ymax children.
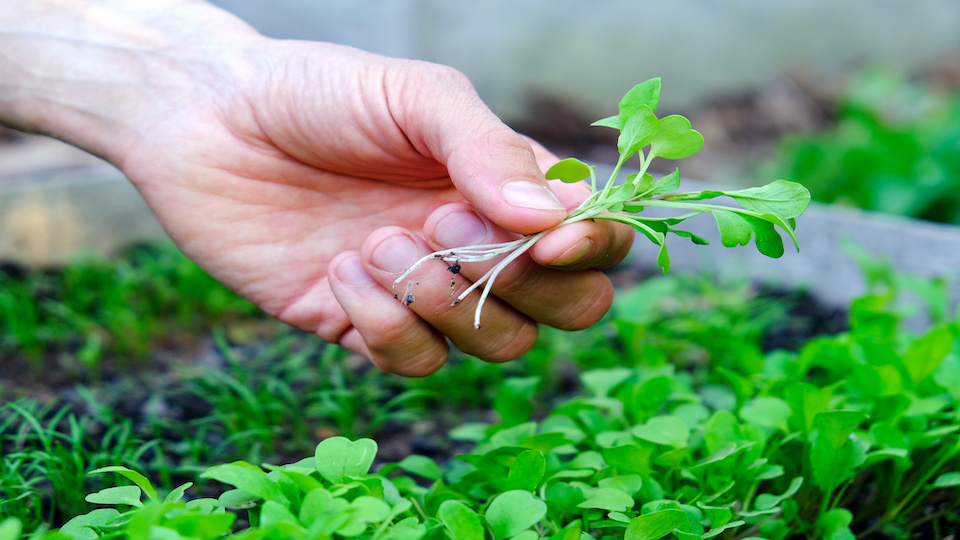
<box><xmin>328</xmin><ymin>252</ymin><xmax>449</xmax><ymax>376</ymax></box>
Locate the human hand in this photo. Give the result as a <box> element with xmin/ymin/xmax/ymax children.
<box><xmin>0</xmin><ymin>1</ymin><xmax>634</xmax><ymax>375</ymax></box>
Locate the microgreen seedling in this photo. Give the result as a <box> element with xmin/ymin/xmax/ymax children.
<box><xmin>396</xmin><ymin>78</ymin><xmax>811</xmax><ymax>329</ymax></box>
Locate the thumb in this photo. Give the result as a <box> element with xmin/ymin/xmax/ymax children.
<box><xmin>390</xmin><ymin>64</ymin><xmax>568</xmax><ymax>235</ymax></box>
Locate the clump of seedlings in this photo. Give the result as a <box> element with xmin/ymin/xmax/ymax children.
<box><xmin>395</xmin><ymin>78</ymin><xmax>812</xmax><ymax>328</ymax></box>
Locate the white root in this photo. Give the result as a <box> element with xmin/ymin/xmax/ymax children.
<box><xmin>392</xmin><ymin>212</ymin><xmax>595</xmax><ymax>329</ymax></box>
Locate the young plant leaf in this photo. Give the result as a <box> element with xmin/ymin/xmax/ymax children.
<box><xmin>84</xmin><ymin>486</ymin><xmax>144</xmax><ymax>508</ymax></box>
<box><xmin>754</xmin><ymin>477</ymin><xmax>804</xmax><ymax>511</ymax></box>
<box><xmin>0</xmin><ymin>519</ymin><xmax>21</xmax><ymax>540</ymax></box>
<box><xmin>632</xmin><ymin>416</ymin><xmax>690</xmax><ymax>448</ymax></box>
<box><xmin>624</xmin><ymin>508</ymin><xmax>687</xmax><ymax>540</ymax></box>
<box><xmin>505</xmin><ymin>449</ymin><xmax>546</xmax><ymax>491</ymax></box>
<box><xmin>592</xmin><ymin>78</ymin><xmax>662</xmax><ymax>130</ymax></box>
<box><xmin>201</xmin><ymin>462</ymin><xmax>290</xmax><ymax>505</ymax></box>
<box><xmin>546</xmin><ymin>158</ymin><xmax>593</xmax><ymax>183</ymax></box>
<box><xmin>314</xmin><ymin>437</ymin><xmax>378</xmax><ymax>485</ymax></box>
<box><xmin>620</xmin><ymin>78</ymin><xmax>663</xmax><ymax>119</ymax></box>
<box><xmin>932</xmin><ymin>471</ymin><xmax>960</xmax><ymax>488</ymax></box>
<box><xmin>648</xmin><ymin>115</ymin><xmax>704</xmax><ymax>160</ymax></box>
<box><xmin>439</xmin><ymin>500</ymin><xmax>484</xmax><ymax>540</ymax></box>
<box><xmin>743</xmin><ymin>214</ymin><xmax>786</xmax><ymax>258</ymax></box>
<box><xmin>618</xmin><ymin>105</ymin><xmax>660</xmax><ymax>159</ymax></box>
<box><xmin>810</xmin><ymin>411</ymin><xmax>866</xmax><ymax>494</ymax></box>
<box><xmin>485</xmin><ymin>490</ymin><xmax>547</xmax><ymax>539</ymax></box>
<box><xmin>578</xmin><ymin>487</ymin><xmax>636</xmax><ymax>512</ymax></box>
<box><xmin>902</xmin><ymin>325</ymin><xmax>954</xmax><ymax>384</ymax></box>
<box><xmin>397</xmin><ymin>454</ymin><xmax>444</xmax><ymax>482</ymax></box>
<box><xmin>724</xmin><ymin>180</ymin><xmax>811</xmax><ymax>219</ymax></box>
<box><xmin>89</xmin><ymin>466</ymin><xmax>158</xmax><ymax>501</ymax></box>
<box><xmin>713</xmin><ymin>210</ymin><xmax>753</xmax><ymax>248</ymax></box>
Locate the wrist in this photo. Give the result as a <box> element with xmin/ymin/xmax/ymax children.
<box><xmin>0</xmin><ymin>0</ymin><xmax>262</xmax><ymax>166</ymax></box>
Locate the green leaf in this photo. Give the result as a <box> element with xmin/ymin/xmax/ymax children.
<box><xmin>582</xmin><ymin>368</ymin><xmax>633</xmax><ymax>397</ymax></box>
<box><xmin>299</xmin><ymin>488</ymin><xmax>348</xmax><ymax>527</ymax></box>
<box><xmin>657</xmin><ymin>241</ymin><xmax>671</xmax><ymax>273</ymax></box>
<box><xmin>165</xmin><ymin>514</ymin><xmax>237</xmax><ymax>538</ymax></box>
<box><xmin>754</xmin><ymin>477</ymin><xmax>803</xmax><ymax>511</ymax></box>
<box><xmin>702</xmin><ymin>520</ymin><xmax>746</xmax><ymax>539</ymax></box>
<box><xmin>592</xmin><ymin>115</ymin><xmax>620</xmax><ymax>129</ymax></box>
<box><xmin>485</xmin><ymin>491</ymin><xmax>547</xmax><ymax>540</ymax></box>
<box><xmin>618</xmin><ymin>105</ymin><xmax>660</xmax><ymax>159</ymax></box>
<box><xmin>439</xmin><ymin>500</ymin><xmax>484</xmax><ymax>540</ymax></box>
<box><xmin>381</xmin><ymin>517</ymin><xmax>427</xmax><ymax>540</ymax></box>
<box><xmin>624</xmin><ymin>508</ymin><xmax>687</xmax><ymax>540</ymax></box>
<box><xmin>546</xmin><ymin>522</ymin><xmax>582</xmax><ymax>540</ymax></box>
<box><xmin>713</xmin><ymin>210</ymin><xmax>753</xmax><ymax>248</ymax></box>
<box><xmin>651</xmin><ymin>169</ymin><xmax>682</xmax><ymax>195</ymax></box>
<box><xmin>785</xmin><ymin>382</ymin><xmax>831</xmax><ymax>433</ymax></box>
<box><xmin>89</xmin><ymin>466</ymin><xmax>158</xmax><ymax>501</ymax></box>
<box><xmin>506</xmin><ymin>449</ymin><xmax>546</xmax><ymax>491</ymax></box>
<box><xmin>201</xmin><ymin>462</ymin><xmax>289</xmax><ymax>505</ymax></box>
<box><xmin>593</xmin><ymin>78</ymin><xmax>662</xmax><ymax>131</ymax></box>
<box><xmin>816</xmin><ymin>508</ymin><xmax>855</xmax><ymax>540</ymax></box>
<box><xmin>314</xmin><ymin>437</ymin><xmax>378</xmax><ymax>484</ymax></box>
<box><xmin>648</xmin><ymin>115</ymin><xmax>704</xmax><ymax>160</ymax></box>
<box><xmin>632</xmin><ymin>416</ymin><xmax>690</xmax><ymax>448</ymax></box>
<box><xmin>620</xmin><ymin>78</ymin><xmax>663</xmax><ymax>118</ymax></box>
<box><xmin>397</xmin><ymin>454</ymin><xmax>444</xmax><ymax>481</ymax></box>
<box><xmin>598</xmin><ymin>475</ymin><xmax>643</xmax><ymax>497</ymax></box>
<box><xmin>724</xmin><ymin>180</ymin><xmax>811</xmax><ymax>220</ymax></box>
<box><xmin>546</xmin><ymin>158</ymin><xmax>593</xmax><ymax>183</ymax></box>
<box><xmin>260</xmin><ymin>499</ymin><xmax>299</xmax><ymax>529</ymax></box>
<box><xmin>337</xmin><ymin>496</ymin><xmax>393</xmax><ymax>536</ymax></box>
<box><xmin>932</xmin><ymin>472</ymin><xmax>960</xmax><ymax>488</ymax></box>
<box><xmin>495</xmin><ymin>377</ymin><xmax>540</xmax><ymax>427</ymax></box>
<box><xmin>85</xmin><ymin>485</ymin><xmax>143</xmax><ymax>508</ymax></box>
<box><xmin>696</xmin><ymin>504</ymin><xmax>732</xmax><ymax>528</ymax></box>
<box><xmin>740</xmin><ymin>397</ymin><xmax>792</xmax><ymax>433</ymax></box>
<box><xmin>669</xmin><ymin>228</ymin><xmax>710</xmax><ymax>245</ymax></box>
<box><xmin>742</xmin><ymin>214</ymin><xmax>785</xmax><ymax>258</ymax></box>
<box><xmin>810</xmin><ymin>411</ymin><xmax>865</xmax><ymax>494</ymax></box>
<box><xmin>60</xmin><ymin>509</ymin><xmax>122</xmax><ymax>539</ymax></box>
<box><xmin>578</xmin><ymin>487</ymin><xmax>635</xmax><ymax>512</ymax></box>
<box><xmin>0</xmin><ymin>519</ymin><xmax>22</xmax><ymax>540</ymax></box>
<box><xmin>903</xmin><ymin>325</ymin><xmax>954</xmax><ymax>384</ymax></box>
<box><xmin>164</xmin><ymin>482</ymin><xmax>193</xmax><ymax>504</ymax></box>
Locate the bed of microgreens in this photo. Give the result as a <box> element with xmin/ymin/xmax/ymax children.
<box><xmin>1</xmin><ymin>80</ymin><xmax>959</xmax><ymax>540</ymax></box>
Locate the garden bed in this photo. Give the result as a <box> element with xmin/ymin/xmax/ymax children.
<box><xmin>3</xmin><ymin>69</ymin><xmax>960</xmax><ymax>539</ymax></box>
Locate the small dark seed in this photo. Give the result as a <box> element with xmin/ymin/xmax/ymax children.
<box><xmin>405</xmin><ymin>294</ymin><xmax>415</xmax><ymax>306</ymax></box>
<box><xmin>393</xmin><ymin>294</ymin><xmax>398</xmax><ymax>300</ymax></box>
<box><xmin>447</xmin><ymin>262</ymin><xmax>461</xmax><ymax>274</ymax></box>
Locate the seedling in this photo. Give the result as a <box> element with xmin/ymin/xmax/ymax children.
<box><xmin>396</xmin><ymin>78</ymin><xmax>811</xmax><ymax>328</ymax></box>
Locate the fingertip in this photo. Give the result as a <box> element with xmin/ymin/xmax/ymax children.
<box><xmin>330</xmin><ymin>251</ymin><xmax>378</xmax><ymax>289</ymax></box>
<box><xmin>531</xmin><ymin>220</ymin><xmax>634</xmax><ymax>271</ymax></box>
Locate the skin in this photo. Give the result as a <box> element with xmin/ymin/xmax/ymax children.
<box><xmin>0</xmin><ymin>1</ymin><xmax>634</xmax><ymax>375</ymax></box>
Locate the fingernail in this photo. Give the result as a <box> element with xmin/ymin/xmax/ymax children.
<box><xmin>550</xmin><ymin>237</ymin><xmax>593</xmax><ymax>267</ymax></box>
<box><xmin>336</xmin><ymin>255</ymin><xmax>376</xmax><ymax>287</ymax></box>
<box><xmin>433</xmin><ymin>211</ymin><xmax>490</xmax><ymax>248</ymax></box>
<box><xmin>501</xmin><ymin>180</ymin><xmax>565</xmax><ymax>211</ymax></box>
<box><xmin>371</xmin><ymin>234</ymin><xmax>421</xmax><ymax>274</ymax></box>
